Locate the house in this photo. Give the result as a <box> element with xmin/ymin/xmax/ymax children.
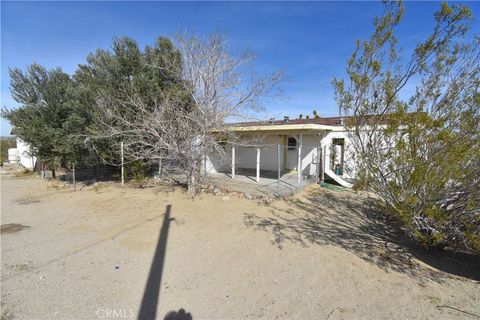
<box><xmin>206</xmin><ymin>116</ymin><xmax>354</xmax><ymax>188</ymax></box>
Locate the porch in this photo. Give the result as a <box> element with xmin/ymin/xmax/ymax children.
<box><xmin>206</xmin><ymin>127</ymin><xmax>328</xmax><ymax>194</ymax></box>
<box><xmin>206</xmin><ymin>170</ymin><xmax>300</xmax><ymax>197</ymax></box>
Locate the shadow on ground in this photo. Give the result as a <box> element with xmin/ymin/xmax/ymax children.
<box><xmin>0</xmin><ymin>223</ymin><xmax>30</xmax><ymax>235</ymax></box>
<box><xmin>244</xmin><ymin>187</ymin><xmax>480</xmax><ymax>282</ymax></box>
<box><xmin>138</xmin><ymin>205</ymin><xmax>174</xmax><ymax>320</ymax></box>
<box><xmin>137</xmin><ymin>205</ymin><xmax>193</xmax><ymax>320</ymax></box>
<box><xmin>164</xmin><ymin>309</ymin><xmax>193</xmax><ymax>320</ymax></box>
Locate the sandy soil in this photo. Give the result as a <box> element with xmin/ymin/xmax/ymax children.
<box><xmin>1</xmin><ymin>166</ymin><xmax>479</xmax><ymax>320</ymax></box>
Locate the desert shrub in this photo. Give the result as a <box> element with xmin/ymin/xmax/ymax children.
<box><xmin>333</xmin><ymin>1</ymin><xmax>480</xmax><ymax>252</ymax></box>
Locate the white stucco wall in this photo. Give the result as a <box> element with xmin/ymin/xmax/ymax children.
<box><xmin>300</xmin><ymin>134</ymin><xmax>321</xmax><ymax>176</ymax></box>
<box><xmin>256</xmin><ymin>135</ymin><xmax>281</xmax><ymax>171</ymax></box>
<box><xmin>16</xmin><ymin>138</ymin><xmax>37</xmax><ymax>170</ymax></box>
<box><xmin>205</xmin><ymin>147</ymin><xmax>230</xmax><ymax>174</ymax></box>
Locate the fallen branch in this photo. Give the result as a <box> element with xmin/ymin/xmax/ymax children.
<box><xmin>325</xmin><ymin>307</ymin><xmax>340</xmax><ymax>320</ymax></box>
<box><xmin>436</xmin><ymin>305</ymin><xmax>480</xmax><ymax>318</ymax></box>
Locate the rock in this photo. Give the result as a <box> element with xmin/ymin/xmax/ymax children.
<box><xmin>446</xmin><ymin>204</ymin><xmax>454</xmax><ymax>211</ymax></box>
<box><xmin>44</xmin><ymin>170</ymin><xmax>53</xmax><ymax>179</ymax></box>
<box><xmin>213</xmin><ymin>188</ymin><xmax>220</xmax><ymax>194</ymax></box>
<box><xmin>244</xmin><ymin>193</ymin><xmax>254</xmax><ymax>200</ymax></box>
<box><xmin>259</xmin><ymin>196</ymin><xmax>273</xmax><ymax>205</ymax></box>
<box><xmin>222</xmin><ymin>196</ymin><xmax>230</xmax><ymax>201</ymax></box>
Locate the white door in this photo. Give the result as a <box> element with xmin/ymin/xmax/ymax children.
<box><xmin>285</xmin><ymin>136</ymin><xmax>298</xmax><ymax>170</ymax></box>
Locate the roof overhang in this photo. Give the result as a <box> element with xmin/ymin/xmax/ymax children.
<box><xmin>222</xmin><ymin>123</ymin><xmax>343</xmax><ymax>134</ymax></box>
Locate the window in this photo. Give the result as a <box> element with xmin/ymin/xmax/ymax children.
<box><xmin>332</xmin><ymin>138</ymin><xmax>345</xmax><ymax>146</ymax></box>
<box><xmin>287</xmin><ymin>137</ymin><xmax>297</xmax><ymax>150</ymax></box>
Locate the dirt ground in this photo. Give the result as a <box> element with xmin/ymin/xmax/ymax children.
<box><xmin>1</xmin><ymin>166</ymin><xmax>479</xmax><ymax>320</ymax></box>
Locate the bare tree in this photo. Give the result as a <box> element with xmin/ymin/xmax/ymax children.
<box><xmin>90</xmin><ymin>32</ymin><xmax>283</xmax><ymax>194</ymax></box>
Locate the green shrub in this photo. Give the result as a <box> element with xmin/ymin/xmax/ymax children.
<box><xmin>125</xmin><ymin>160</ymin><xmax>149</xmax><ymax>182</ymax></box>
<box><xmin>0</xmin><ymin>138</ymin><xmax>17</xmax><ymax>165</ymax></box>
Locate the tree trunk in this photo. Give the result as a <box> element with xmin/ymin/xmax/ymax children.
<box><xmin>187</xmin><ymin>173</ymin><xmax>196</xmax><ymax>195</ymax></box>
<box><xmin>186</xmin><ymin>160</ymin><xmax>202</xmax><ymax>195</ymax></box>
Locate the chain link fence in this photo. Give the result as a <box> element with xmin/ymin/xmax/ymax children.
<box><xmin>206</xmin><ymin>143</ymin><xmax>322</xmax><ymax>195</ymax></box>
<box><xmin>29</xmin><ymin>141</ymin><xmax>322</xmax><ymax>196</ymax></box>
<box><xmin>57</xmin><ymin>164</ymin><xmax>120</xmax><ymax>190</ymax></box>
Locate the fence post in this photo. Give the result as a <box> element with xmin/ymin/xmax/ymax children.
<box><xmin>158</xmin><ymin>158</ymin><xmax>162</xmax><ymax>178</ymax></box>
<box><xmin>256</xmin><ymin>146</ymin><xmax>260</xmax><ymax>183</ymax></box>
<box><xmin>297</xmin><ymin>134</ymin><xmax>303</xmax><ymax>185</ymax></box>
<box><xmin>277</xmin><ymin>144</ymin><xmax>281</xmax><ymax>190</ymax></box>
<box><xmin>231</xmin><ymin>146</ymin><xmax>235</xmax><ymax>179</ymax></box>
<box><xmin>120</xmin><ymin>141</ymin><xmax>124</xmax><ymax>186</ymax></box>
<box><xmin>72</xmin><ymin>163</ymin><xmax>76</xmax><ymax>191</ymax></box>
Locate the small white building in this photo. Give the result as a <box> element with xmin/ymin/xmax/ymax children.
<box><xmin>206</xmin><ymin>116</ymin><xmax>354</xmax><ymax>188</ymax></box>
<box><xmin>15</xmin><ymin>138</ymin><xmax>37</xmax><ymax>170</ymax></box>
<box><xmin>7</xmin><ymin>148</ymin><xmax>20</xmax><ymax>164</ymax></box>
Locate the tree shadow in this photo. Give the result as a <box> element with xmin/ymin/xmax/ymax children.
<box><xmin>244</xmin><ymin>187</ymin><xmax>480</xmax><ymax>282</ymax></box>
<box><xmin>164</xmin><ymin>309</ymin><xmax>193</xmax><ymax>320</ymax></box>
<box><xmin>138</xmin><ymin>205</ymin><xmax>174</xmax><ymax>320</ymax></box>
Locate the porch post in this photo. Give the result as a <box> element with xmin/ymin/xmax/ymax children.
<box><xmin>256</xmin><ymin>146</ymin><xmax>260</xmax><ymax>183</ymax></box>
<box><xmin>322</xmin><ymin>145</ymin><xmax>326</xmax><ymax>182</ymax></box>
<box><xmin>277</xmin><ymin>144</ymin><xmax>281</xmax><ymax>189</ymax></box>
<box><xmin>315</xmin><ymin>145</ymin><xmax>321</xmax><ymax>183</ymax></box>
<box><xmin>231</xmin><ymin>146</ymin><xmax>235</xmax><ymax>179</ymax></box>
<box><xmin>297</xmin><ymin>134</ymin><xmax>303</xmax><ymax>184</ymax></box>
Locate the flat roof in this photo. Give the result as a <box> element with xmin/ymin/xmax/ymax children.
<box><xmin>224</xmin><ymin>123</ymin><xmax>342</xmax><ymax>133</ymax></box>
<box><xmin>232</xmin><ymin>116</ymin><xmax>346</xmax><ymax>127</ymax></box>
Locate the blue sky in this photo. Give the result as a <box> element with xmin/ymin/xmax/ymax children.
<box><xmin>1</xmin><ymin>1</ymin><xmax>479</xmax><ymax>136</ymax></box>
